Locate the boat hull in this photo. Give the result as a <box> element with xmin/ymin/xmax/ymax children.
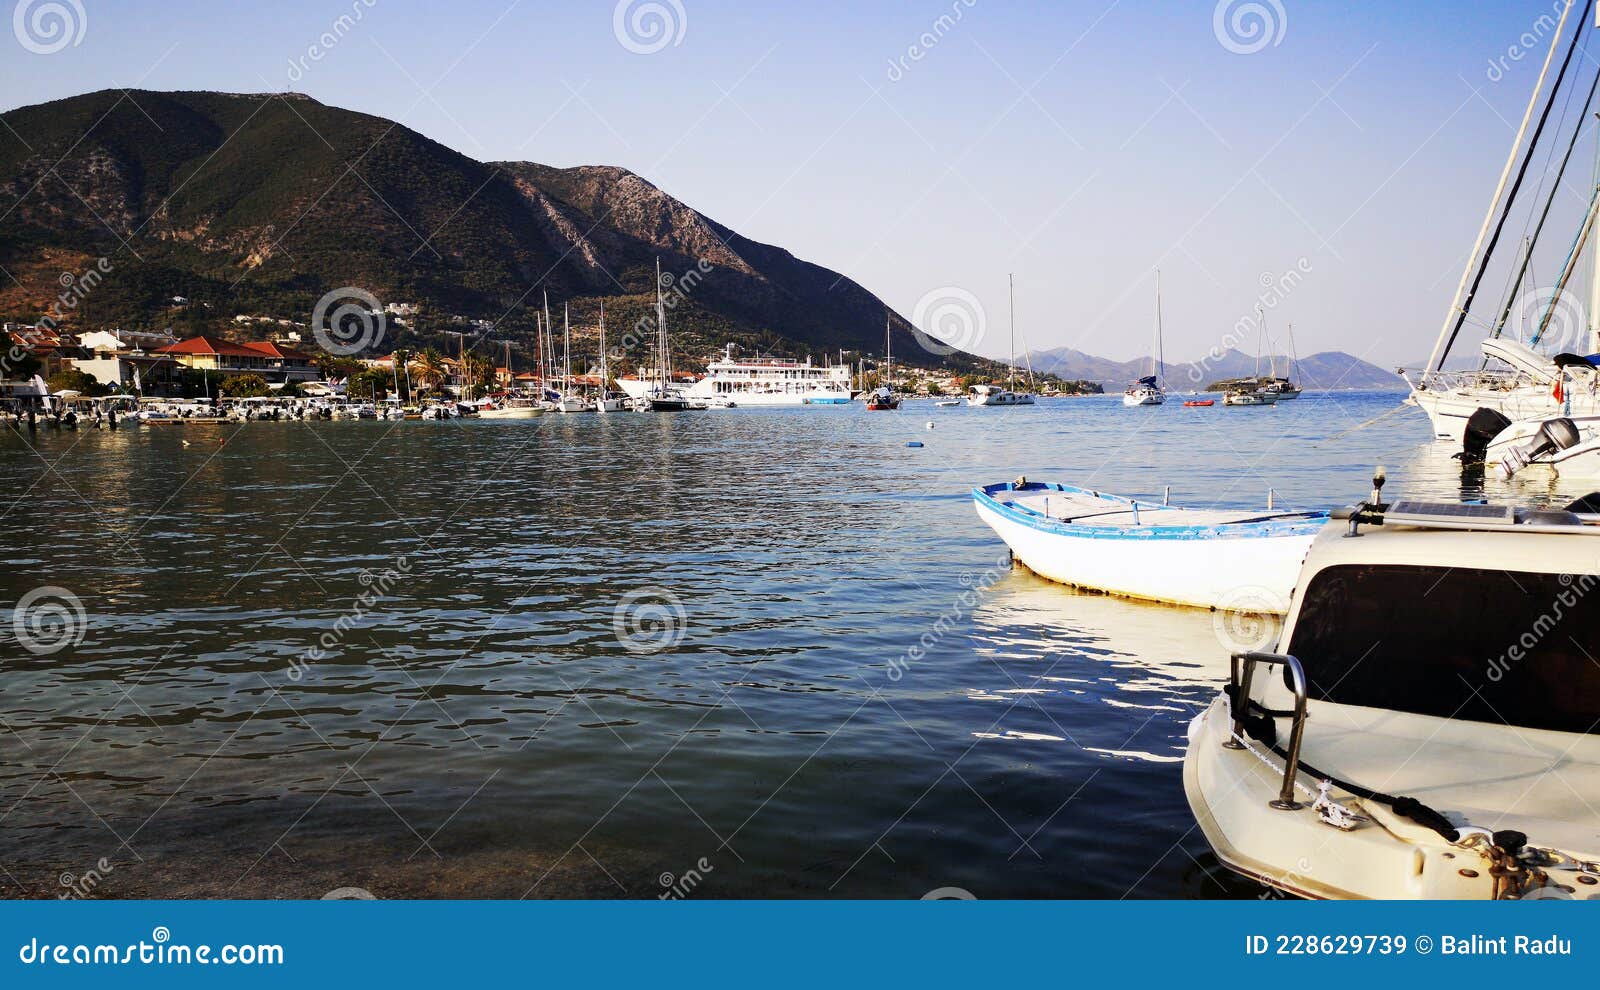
<box><xmin>967</xmin><ymin>390</ymin><xmax>1035</xmax><ymax>406</ymax></box>
<box><xmin>476</xmin><ymin>407</ymin><xmax>543</xmax><ymax>419</ymax></box>
<box><xmin>972</xmin><ymin>483</ymin><xmax>1322</xmax><ymax>611</ymax></box>
<box><xmin>1406</xmin><ymin>380</ymin><xmax>1588</xmax><ymax>443</ymax></box>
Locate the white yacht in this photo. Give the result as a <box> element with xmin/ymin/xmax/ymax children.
<box><xmin>1122</xmin><ymin>272</ymin><xmax>1167</xmax><ymax>406</ymax></box>
<box><xmin>967</xmin><ymin>274</ymin><xmax>1036</xmax><ymax>407</ymax></box>
<box><xmin>616</xmin><ymin>345</ymin><xmax>852</xmax><ymax>407</ymax></box>
<box><xmin>1186</xmin><ymin>472</ymin><xmax>1600</xmax><ymax>899</ymax></box>
<box><xmin>967</xmin><ymin>384</ymin><xmax>1036</xmax><ymax>406</ymax></box>
<box><xmin>1407</xmin><ymin>4</ymin><xmax>1600</xmax><ymax>442</ymax></box>
<box><xmin>1122</xmin><ymin>377</ymin><xmax>1164</xmax><ymax>406</ymax></box>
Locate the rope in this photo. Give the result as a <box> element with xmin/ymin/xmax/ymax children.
<box><xmin>1227</xmin><ymin>729</ymin><xmax>1365</xmax><ymax>831</ymax></box>
<box><xmin>1312</xmin><ymin>402</ymin><xmax>1410</xmax><ymax>446</ymax></box>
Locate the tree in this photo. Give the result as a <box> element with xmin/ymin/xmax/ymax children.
<box><xmin>46</xmin><ymin>368</ymin><xmax>109</xmax><ymax>396</ymax></box>
<box><xmin>226</xmin><ymin>373</ymin><xmax>271</xmax><ymax>398</ymax></box>
<box><xmin>347</xmin><ymin>368</ymin><xmax>390</xmax><ymax>400</ymax></box>
<box><xmin>413</xmin><ymin>348</ymin><xmax>447</xmax><ymax>395</ymax></box>
<box><xmin>5</xmin><ymin>347</ymin><xmax>42</xmax><ymax>382</ymax></box>
<box><xmin>461</xmin><ymin>351</ymin><xmax>495</xmax><ymax>394</ymax></box>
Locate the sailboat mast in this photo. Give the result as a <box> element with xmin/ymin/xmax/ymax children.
<box><xmin>1286</xmin><ymin>321</ymin><xmax>1300</xmax><ymax>384</ymax></box>
<box><xmin>1008</xmin><ymin>273</ymin><xmax>1016</xmax><ymax>392</ymax></box>
<box><xmin>1154</xmin><ymin>270</ymin><xmax>1164</xmax><ymax>381</ymax></box>
<box><xmin>600</xmin><ymin>301</ymin><xmax>608</xmax><ymax>387</ymax></box>
<box><xmin>656</xmin><ymin>258</ymin><xmax>667</xmax><ymax>392</ymax></box>
<box><xmin>1425</xmin><ymin>0</ymin><xmax>1576</xmax><ymax>375</ymax></box>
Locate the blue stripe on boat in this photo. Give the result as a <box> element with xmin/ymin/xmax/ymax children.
<box><xmin>971</xmin><ymin>482</ymin><xmax>1328</xmax><ymax>542</ymax></box>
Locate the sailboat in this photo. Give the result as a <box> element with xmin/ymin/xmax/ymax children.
<box><xmin>967</xmin><ymin>274</ymin><xmax>1037</xmax><ymax>406</ymax></box>
<box><xmin>1223</xmin><ymin>309</ymin><xmax>1280</xmax><ymax>406</ymax></box>
<box><xmin>594</xmin><ymin>301</ymin><xmax>626</xmax><ymax>413</ymax></box>
<box><xmin>865</xmin><ymin>314</ymin><xmax>900</xmax><ymax>410</ymax></box>
<box><xmin>556</xmin><ymin>304</ymin><xmax>592</xmax><ymax>413</ymax></box>
<box><xmin>1123</xmin><ymin>272</ymin><xmax>1168</xmax><ymax>406</ymax></box>
<box><xmin>1405</xmin><ymin>0</ymin><xmax>1600</xmax><ymax>441</ymax></box>
<box><xmin>1262</xmin><ymin>322</ymin><xmax>1302</xmax><ymax>399</ymax></box>
<box><xmin>638</xmin><ymin>258</ymin><xmax>696</xmax><ymax>412</ymax></box>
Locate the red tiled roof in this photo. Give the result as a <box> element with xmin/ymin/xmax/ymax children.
<box><xmin>240</xmin><ymin>340</ymin><xmax>313</xmax><ymax>360</ymax></box>
<box><xmin>154</xmin><ymin>335</ymin><xmax>312</xmax><ymax>360</ymax></box>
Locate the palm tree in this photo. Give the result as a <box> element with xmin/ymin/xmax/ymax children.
<box><xmin>460</xmin><ymin>351</ymin><xmax>495</xmax><ymax>396</ymax></box>
<box><xmin>413</xmin><ymin>347</ymin><xmax>446</xmax><ymax>396</ymax></box>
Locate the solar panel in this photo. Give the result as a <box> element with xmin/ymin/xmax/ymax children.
<box><xmin>1385</xmin><ymin>500</ymin><xmax>1515</xmax><ymax>526</ymax></box>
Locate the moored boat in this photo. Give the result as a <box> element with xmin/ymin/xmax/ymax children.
<box><xmin>972</xmin><ymin>480</ymin><xmax>1326</xmax><ymax>611</ymax></box>
<box><xmin>1185</xmin><ymin>476</ymin><xmax>1600</xmax><ymax>899</ymax></box>
<box><xmin>1183</xmin><ymin>399</ymin><xmax>1215</xmax><ymax>407</ymax></box>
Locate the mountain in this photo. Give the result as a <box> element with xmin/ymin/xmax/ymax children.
<box><xmin>1024</xmin><ymin>347</ymin><xmax>1404</xmax><ymax>391</ymax></box>
<box><xmin>0</xmin><ymin>89</ymin><xmax>979</xmax><ymax>370</ymax></box>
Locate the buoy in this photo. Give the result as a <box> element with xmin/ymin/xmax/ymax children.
<box><xmin>925</xmin><ymin>421</ymin><xmax>934</xmax><ymax>430</ymax></box>
<box><xmin>906</xmin><ymin>441</ymin><xmax>924</xmax><ymax>448</ymax></box>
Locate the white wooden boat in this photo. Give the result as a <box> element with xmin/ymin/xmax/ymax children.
<box><xmin>972</xmin><ymin>480</ymin><xmax>1326</xmax><ymax>611</ymax></box>
<box><xmin>1186</xmin><ymin>480</ymin><xmax>1600</xmax><ymax>899</ymax></box>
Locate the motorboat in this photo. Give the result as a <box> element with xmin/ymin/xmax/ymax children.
<box><xmin>966</xmin><ymin>384</ymin><xmax>1033</xmax><ymax>406</ymax></box>
<box><xmin>477</xmin><ymin>399</ymin><xmax>544</xmax><ymax>420</ymax></box>
<box><xmin>1224</xmin><ymin>389</ymin><xmax>1276</xmax><ymax>407</ymax></box>
<box><xmin>1183</xmin><ymin>399</ymin><xmax>1215</xmax><ymax>407</ymax></box>
<box><xmin>972</xmin><ymin>479</ymin><xmax>1326</xmax><ymax>611</ymax></box>
<box><xmin>1186</xmin><ymin>470</ymin><xmax>1600</xmax><ymax>899</ymax></box>
<box><xmin>865</xmin><ymin>386</ymin><xmax>899</xmax><ymax>411</ymax></box>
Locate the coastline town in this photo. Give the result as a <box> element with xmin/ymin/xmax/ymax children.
<box><xmin>0</xmin><ymin>303</ymin><xmax>1101</xmax><ymax>425</ymax></box>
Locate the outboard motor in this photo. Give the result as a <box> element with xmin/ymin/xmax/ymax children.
<box><xmin>1460</xmin><ymin>407</ymin><xmax>1512</xmax><ymax>463</ymax></box>
<box><xmin>1498</xmin><ymin>417</ymin><xmax>1582</xmax><ymax>479</ymax></box>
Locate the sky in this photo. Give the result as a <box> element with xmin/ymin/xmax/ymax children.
<box><xmin>2</xmin><ymin>0</ymin><xmax>1596</xmax><ymax>367</ymax></box>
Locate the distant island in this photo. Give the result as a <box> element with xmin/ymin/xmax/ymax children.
<box><xmin>1024</xmin><ymin>346</ymin><xmax>1404</xmax><ymax>391</ymax></box>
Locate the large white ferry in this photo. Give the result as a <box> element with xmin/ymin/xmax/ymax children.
<box><xmin>617</xmin><ymin>345</ymin><xmax>856</xmax><ymax>407</ymax></box>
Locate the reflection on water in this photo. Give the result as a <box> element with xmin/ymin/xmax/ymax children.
<box><xmin>0</xmin><ymin>391</ymin><xmax>1569</xmax><ymax>898</ymax></box>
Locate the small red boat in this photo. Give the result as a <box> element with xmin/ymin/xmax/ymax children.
<box><xmin>1183</xmin><ymin>399</ymin><xmax>1215</xmax><ymax>407</ymax></box>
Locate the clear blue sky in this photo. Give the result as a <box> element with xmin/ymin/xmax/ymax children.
<box><xmin>2</xmin><ymin>0</ymin><xmax>1591</xmax><ymax>366</ymax></box>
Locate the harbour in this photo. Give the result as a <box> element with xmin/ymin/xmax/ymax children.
<box><xmin>4</xmin><ymin>0</ymin><xmax>1600</xmax><ymax>938</ymax></box>
<box><xmin>5</xmin><ymin>389</ymin><xmax>1561</xmax><ymax>899</ymax></box>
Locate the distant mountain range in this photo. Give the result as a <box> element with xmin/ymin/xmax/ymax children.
<box><xmin>0</xmin><ymin>89</ymin><xmax>986</xmax><ymax>369</ymax></box>
<box><xmin>1023</xmin><ymin>347</ymin><xmax>1405</xmax><ymax>391</ymax></box>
